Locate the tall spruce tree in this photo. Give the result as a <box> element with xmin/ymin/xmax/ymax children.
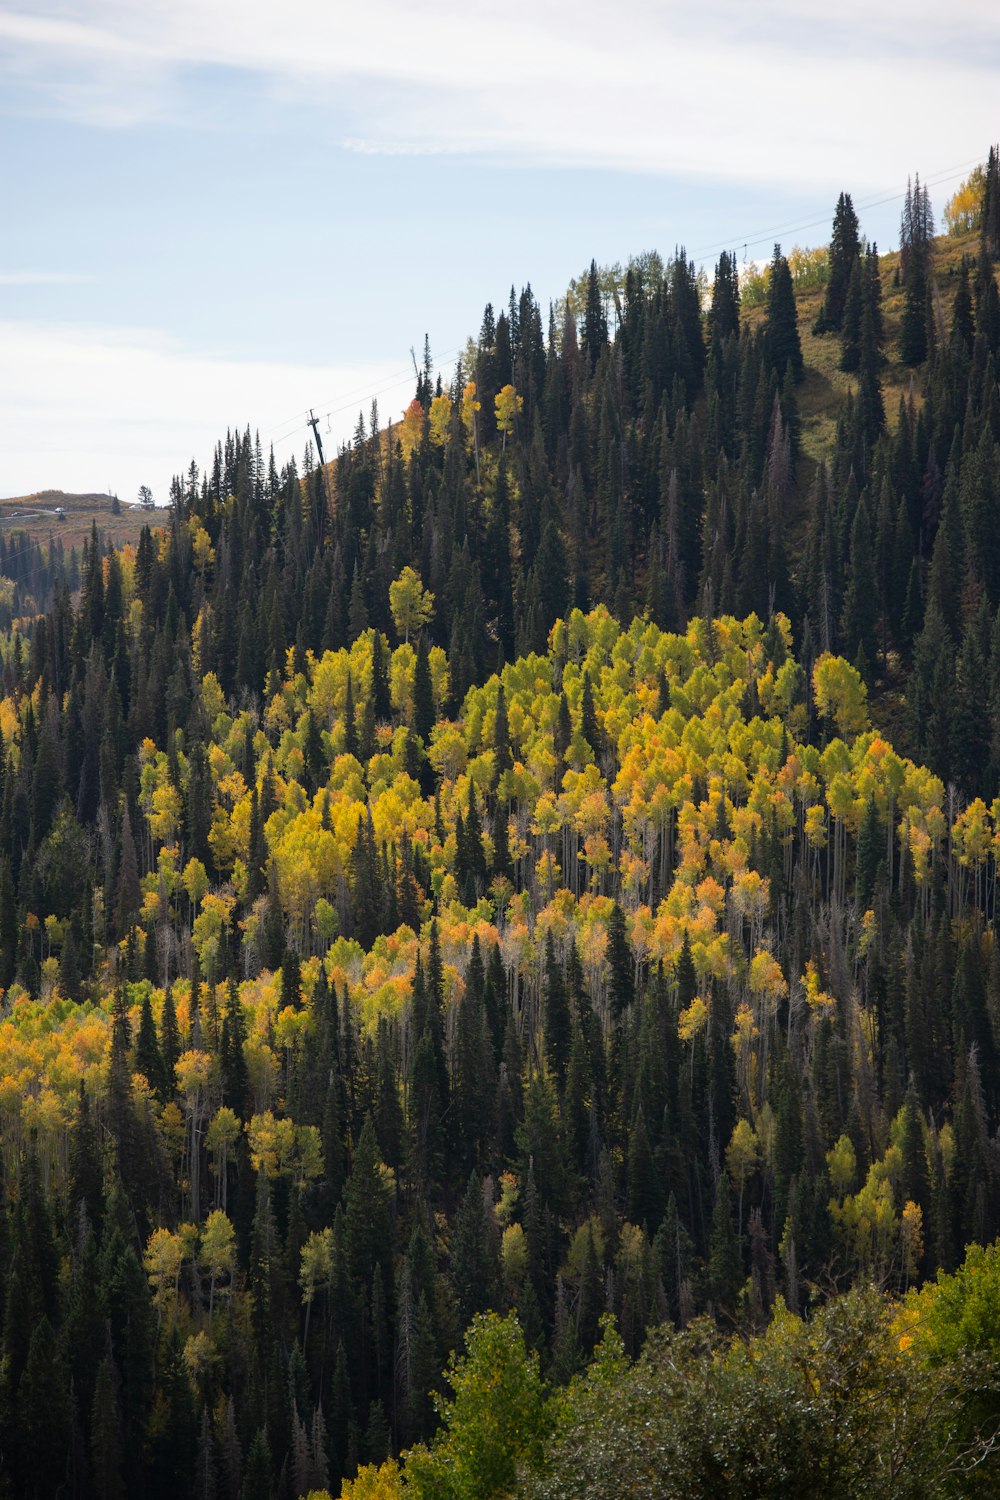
<box><xmin>764</xmin><ymin>245</ymin><xmax>804</xmax><ymax>384</ymax></box>
<box><xmin>814</xmin><ymin>192</ymin><xmax>861</xmax><ymax>334</ymax></box>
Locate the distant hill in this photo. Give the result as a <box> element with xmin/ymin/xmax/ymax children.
<box><xmin>0</xmin><ymin>486</ymin><xmax>161</xmax><ymax>551</ymax></box>
<box><xmin>0</xmin><ymin>487</ymin><xmax>116</xmax><ymax>508</ymax></box>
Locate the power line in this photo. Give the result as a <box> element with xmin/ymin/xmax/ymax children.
<box><xmin>687</xmin><ymin>155</ymin><xmax>983</xmax><ymax>270</ymax></box>
<box><xmin>265</xmin><ymin>342</ymin><xmax>467</xmax><ymax>450</ymax></box>
<box><xmin>160</xmin><ymin>149</ymin><xmax>991</xmax><ymax>485</ymax></box>
<box><xmin>278</xmin><ymin>153</ymin><xmax>985</xmax><ymax>456</ymax></box>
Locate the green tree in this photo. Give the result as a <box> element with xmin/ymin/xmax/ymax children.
<box><xmin>709</xmin><ymin>250</ymin><xmax>740</xmax><ymax>347</ymax></box>
<box><xmin>543</xmin><ymin>930</ymin><xmax>571</xmax><ymax>1086</ymax></box>
<box><xmin>15</xmin><ymin>1316</ymin><xmax>71</xmax><ymax>1498</ymax></box>
<box><xmin>765</xmin><ymin>245</ymin><xmax>804</xmax><ymax>383</ymax></box>
<box><xmin>814</xmin><ymin>192</ymin><xmax>861</xmax><ymax>334</ymax></box>
<box><xmin>582</xmin><ymin>259</ymin><xmax>608</xmax><ymax>373</ymax></box>
<box><xmin>414</xmin><ymin>633</ymin><xmax>435</xmax><ymax>743</ymax></box>
<box><xmin>406</xmin><ymin>1311</ymin><xmax>551</xmax><ymax>1500</ymax></box>
<box><xmin>606</xmin><ymin>902</ymin><xmax>633</xmax><ymax>1020</ymax></box>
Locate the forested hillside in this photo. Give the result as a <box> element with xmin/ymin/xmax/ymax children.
<box><xmin>1</xmin><ymin>153</ymin><xmax>1000</xmax><ymax>1499</ymax></box>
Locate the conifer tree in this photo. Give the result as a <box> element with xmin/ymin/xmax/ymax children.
<box><xmin>413</xmin><ymin>633</ymin><xmax>435</xmax><ymax>744</ymax></box>
<box><xmin>814</xmin><ymin>192</ymin><xmax>861</xmax><ymax>334</ymax></box>
<box><xmin>583</xmin><ymin>260</ymin><xmax>608</xmax><ymax>373</ymax></box>
<box><xmin>542</xmin><ymin>930</ymin><xmax>571</xmax><ymax>1087</ymax></box>
<box><xmin>709</xmin><ymin>250</ymin><xmax>740</xmax><ymax>347</ymax></box>
<box><xmin>607</xmin><ymin>903</ymin><xmax>634</xmax><ymax>1021</ymax></box>
<box><xmin>982</xmin><ymin>143</ymin><xmax>1000</xmax><ymax>259</ymax></box>
<box><xmin>764</xmin><ymin>245</ymin><xmax>804</xmax><ymax>384</ymax></box>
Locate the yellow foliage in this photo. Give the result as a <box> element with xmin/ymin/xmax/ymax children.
<box><xmin>943</xmin><ymin>164</ymin><xmax>985</xmax><ymax>235</ymax></box>
<box><xmin>494</xmin><ymin>382</ymin><xmax>523</xmax><ymax>439</ymax></box>
<box><xmin>428</xmin><ymin>391</ymin><xmax>452</xmax><ymax>448</ymax></box>
<box><xmin>812</xmin><ymin>653</ymin><xmax>869</xmax><ymax>739</ymax></box>
<box><xmin>399</xmin><ymin>397</ymin><xmax>425</xmax><ymax>460</ymax></box>
<box><xmin>337</xmin><ymin>1461</ymin><xmax>403</xmax><ymax>1500</ymax></box>
<box><xmin>748</xmin><ymin>947</ymin><xmax>787</xmax><ymax>1002</ymax></box>
<box><xmin>678</xmin><ymin>994</ymin><xmax>710</xmax><ymax>1043</ymax></box>
<box><xmin>801</xmin><ymin>959</ymin><xmax>836</xmax><ymax>1018</ymax></box>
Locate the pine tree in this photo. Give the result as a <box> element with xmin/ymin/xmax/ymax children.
<box><xmin>899</xmin><ymin>174</ymin><xmax>935</xmax><ymax>366</ymax></box>
<box><xmin>707</xmin><ymin>1180</ymin><xmax>742</xmax><ymax>1319</ymax></box>
<box><xmin>840</xmin><ymin>490</ymin><xmax>879</xmax><ymax>677</ymax></box>
<box><xmin>542</xmin><ymin>930</ymin><xmax>572</xmax><ymax>1087</ymax></box>
<box><xmin>15</xmin><ymin>1316</ymin><xmax>71</xmax><ymax>1499</ymax></box>
<box><xmin>607</xmin><ymin>902</ymin><xmax>634</xmax><ymax>1021</ymax></box>
<box><xmin>982</xmin><ymin>144</ymin><xmax>1000</xmax><ymax>259</ymax></box>
<box><xmin>413</xmin><ymin>632</ymin><xmax>435</xmax><ymax>743</ymax></box>
<box><xmin>452</xmin><ymin>938</ymin><xmax>494</xmax><ymax>1177</ymax></box>
<box><xmin>161</xmin><ymin>984</ymin><xmax>181</xmax><ymax>1096</ymax></box>
<box><xmin>136</xmin><ymin>990</ymin><xmax>165</xmax><ymax>1098</ymax></box>
<box><xmin>709</xmin><ymin>250</ymin><xmax>740</xmax><ymax>347</ymax></box>
<box><xmin>765</xmin><ymin>245</ymin><xmax>804</xmax><ymax>384</ymax></box>
<box><xmin>583</xmin><ymin>259</ymin><xmax>608</xmax><ymax>373</ymax></box>
<box><xmin>240</xmin><ymin>1430</ymin><xmax>273</xmax><ymax>1500</ymax></box>
<box><xmin>451</xmin><ymin>1172</ymin><xmax>500</xmax><ymax>1328</ymax></box>
<box><xmin>580</xmin><ymin>669</ymin><xmax>601</xmax><ymax>761</ymax></box>
<box><xmin>855</xmin><ymin>795</ymin><xmax>881</xmax><ymax>908</ymax></box>
<box><xmin>221</xmin><ymin>977</ymin><xmax>250</xmax><ymax>1120</ymax></box>
<box><xmin>855</xmin><ymin>246</ymin><xmax>886</xmax><ymax>446</ymax></box>
<box><xmin>626</xmin><ymin>1105</ymin><xmax>661</xmax><ymax>1231</ymax></box>
<box><xmin>814</xmin><ymin>192</ymin><xmax>861</xmax><ymax>334</ymax></box>
<box><xmin>840</xmin><ymin>255</ymin><xmax>864</xmax><ymax>372</ymax></box>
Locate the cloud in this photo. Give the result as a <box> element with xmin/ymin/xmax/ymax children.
<box><xmin>0</xmin><ymin>319</ymin><xmax>411</xmax><ymax>502</ymax></box>
<box><xmin>2</xmin><ymin>1</ymin><xmax>997</xmax><ymax>189</ymax></box>
<box><xmin>0</xmin><ymin>270</ymin><xmax>92</xmax><ymax>285</ymax></box>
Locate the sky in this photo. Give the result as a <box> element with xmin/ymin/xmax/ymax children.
<box><xmin>1</xmin><ymin>1</ymin><xmax>998</xmax><ymax>504</ymax></box>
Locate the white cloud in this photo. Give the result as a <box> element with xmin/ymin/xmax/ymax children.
<box><xmin>0</xmin><ymin>270</ymin><xmax>92</xmax><ymax>285</ymax></box>
<box><xmin>0</xmin><ymin>320</ymin><xmax>413</xmax><ymax>502</ymax></box>
<box><xmin>2</xmin><ymin>1</ymin><xmax>997</xmax><ymax>190</ymax></box>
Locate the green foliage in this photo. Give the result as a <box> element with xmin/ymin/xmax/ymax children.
<box><xmin>765</xmin><ymin>244</ymin><xmax>804</xmax><ymax>383</ymax></box>
<box><xmin>406</xmin><ymin>1311</ymin><xmax>551</xmax><ymax>1500</ymax></box>
<box><xmin>5</xmin><ymin>162</ymin><xmax>1000</xmax><ymax>1500</ymax></box>
<box><xmin>526</xmin><ymin>1283</ymin><xmax>1000</xmax><ymax>1500</ymax></box>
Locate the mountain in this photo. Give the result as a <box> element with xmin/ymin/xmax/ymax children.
<box><xmin>0</xmin><ymin>159</ymin><xmax>999</xmax><ymax>1499</ymax></box>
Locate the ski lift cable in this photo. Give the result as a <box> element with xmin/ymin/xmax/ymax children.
<box><xmin>686</xmin><ymin>154</ymin><xmax>983</xmax><ymax>270</ymax></box>
<box><xmin>243</xmin><ymin>151</ymin><xmax>988</xmax><ymax>452</ymax></box>
<box><xmin>264</xmin><ymin>342</ymin><xmax>467</xmax><ymax>441</ymax></box>
<box><xmin>135</xmin><ymin>150</ymin><xmax>994</xmax><ymax>493</ymax></box>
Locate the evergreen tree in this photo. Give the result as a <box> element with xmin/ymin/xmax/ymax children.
<box><xmin>583</xmin><ymin>259</ymin><xmax>608</xmax><ymax>373</ymax></box>
<box><xmin>451</xmin><ymin>1172</ymin><xmax>500</xmax><ymax>1328</ymax></box>
<box><xmin>607</xmin><ymin>903</ymin><xmax>634</xmax><ymax>1021</ymax></box>
<box><xmin>764</xmin><ymin>245</ymin><xmax>804</xmax><ymax>384</ymax></box>
<box><xmin>709</xmin><ymin>250</ymin><xmax>740</xmax><ymax>347</ymax></box>
<box><xmin>707</xmin><ymin>1180</ymin><xmax>742</xmax><ymax>1319</ymax></box>
<box><xmin>814</xmin><ymin>192</ymin><xmax>861</xmax><ymax>334</ymax></box>
<box><xmin>543</xmin><ymin>930</ymin><xmax>572</xmax><ymax>1087</ymax></box>
<box><xmin>982</xmin><ymin>143</ymin><xmax>1000</xmax><ymax>260</ymax></box>
<box><xmin>413</xmin><ymin>632</ymin><xmax>435</xmax><ymax>744</ymax></box>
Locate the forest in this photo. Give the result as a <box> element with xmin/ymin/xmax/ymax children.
<box><xmin>1</xmin><ymin>149</ymin><xmax>1000</xmax><ymax>1498</ymax></box>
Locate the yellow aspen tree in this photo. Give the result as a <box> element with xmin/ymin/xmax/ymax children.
<box><xmin>461</xmin><ymin>379</ymin><xmax>481</xmax><ymax>485</ymax></box>
<box><xmin>494</xmin><ymin>383</ymin><xmax>523</xmax><ymax>453</ymax></box>
<box><xmin>428</xmin><ymin>391</ymin><xmax>452</xmax><ymax>448</ymax></box>
<box><xmin>389</xmin><ymin>565</ymin><xmax>434</xmax><ymax>645</ymax></box>
<box><xmin>199</xmin><ymin>1208</ymin><xmax>236</xmax><ymax>1323</ymax></box>
<box><xmin>399</xmin><ymin>397</ymin><xmax>425</xmax><ymax>460</ymax></box>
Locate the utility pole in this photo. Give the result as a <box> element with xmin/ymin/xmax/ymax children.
<box><xmin>307</xmin><ymin>409</ymin><xmax>326</xmax><ymax>472</ymax></box>
<box><xmin>307</xmin><ymin>408</ymin><xmax>334</xmax><ymax>543</ymax></box>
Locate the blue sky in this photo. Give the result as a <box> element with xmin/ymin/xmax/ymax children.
<box><xmin>1</xmin><ymin>0</ymin><xmax>997</xmax><ymax>502</ymax></box>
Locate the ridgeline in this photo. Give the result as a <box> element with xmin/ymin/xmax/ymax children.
<box><xmin>1</xmin><ymin>152</ymin><xmax>1000</xmax><ymax>1499</ymax></box>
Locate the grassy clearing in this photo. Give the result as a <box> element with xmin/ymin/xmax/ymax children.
<box><xmin>745</xmin><ymin>227</ymin><xmax>991</xmax><ymax>477</ymax></box>
<box><xmin>0</xmin><ymin>489</ymin><xmax>157</xmax><ymax>553</ymax></box>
